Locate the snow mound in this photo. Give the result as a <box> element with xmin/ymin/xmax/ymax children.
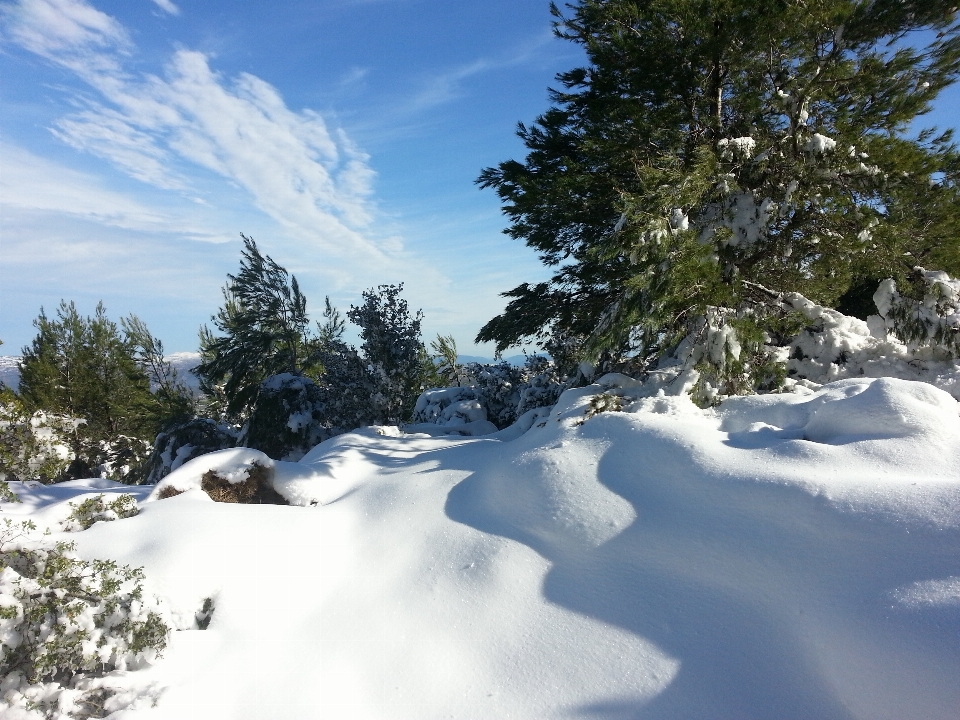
<box><xmin>719</xmin><ymin>376</ymin><xmax>960</xmax><ymax>445</ymax></box>
<box><xmin>5</xmin><ymin>376</ymin><xmax>959</xmax><ymax>719</ymax></box>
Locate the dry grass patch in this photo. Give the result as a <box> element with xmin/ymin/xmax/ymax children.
<box><xmin>200</xmin><ymin>463</ymin><xmax>288</xmax><ymax>505</ymax></box>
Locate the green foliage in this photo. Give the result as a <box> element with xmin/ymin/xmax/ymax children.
<box><xmin>0</xmin><ymin>519</ymin><xmax>168</xmax><ymax>716</ymax></box>
<box><xmin>241</xmin><ymin>375</ymin><xmax>332</xmax><ymax>461</ymax></box>
<box><xmin>197</xmin><ymin>240</ymin><xmax>435</xmax><ymax>434</ymax></box>
<box><xmin>62</xmin><ymin>494</ymin><xmax>139</xmax><ymax>532</ymax></box>
<box><xmin>317</xmin><ymin>296</ymin><xmax>346</xmax><ymax>347</ymax></box>
<box><xmin>16</xmin><ymin>301</ymin><xmax>181</xmax><ymax>481</ymax></box>
<box><xmin>877</xmin><ymin>270</ymin><xmax>960</xmax><ymax>355</ymax></box>
<box><xmin>195</xmin><ymin>235</ymin><xmax>322</xmax><ymax>420</ymax></box>
<box><xmin>0</xmin><ymin>478</ymin><xmax>20</xmax><ymax>503</ymax></box>
<box><xmin>584</xmin><ymin>392</ymin><xmax>624</xmax><ymax>420</ymax></box>
<box><xmin>430</xmin><ymin>334</ymin><xmax>462</xmax><ymax>387</ymax></box>
<box><xmin>122</xmin><ymin>315</ymin><xmax>196</xmax><ymax>431</ymax></box>
<box><xmin>348</xmin><ymin>284</ymin><xmax>428</xmax><ymax>425</ymax></box>
<box><xmin>0</xmin><ymin>387</ymin><xmax>73</xmax><ymax>483</ymax></box>
<box><xmin>477</xmin><ymin>0</ymin><xmax>960</xmax><ymax>393</ymax></box>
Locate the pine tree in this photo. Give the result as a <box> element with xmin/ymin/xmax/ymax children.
<box><xmin>17</xmin><ymin>302</ymin><xmax>163</xmax><ymax>479</ymax></box>
<box><xmin>477</xmin><ymin>0</ymin><xmax>960</xmax><ymax>395</ymax></box>
<box><xmin>122</xmin><ymin>315</ymin><xmax>195</xmax><ymax>431</ymax></box>
<box><xmin>347</xmin><ymin>284</ymin><xmax>427</xmax><ymax>424</ymax></box>
<box><xmin>194</xmin><ymin>235</ymin><xmax>321</xmax><ymax>419</ymax></box>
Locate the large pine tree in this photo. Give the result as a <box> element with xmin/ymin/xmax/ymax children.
<box><xmin>477</xmin><ymin>0</ymin><xmax>960</xmax><ymax>383</ymax></box>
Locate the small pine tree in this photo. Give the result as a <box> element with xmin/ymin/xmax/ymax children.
<box><xmin>122</xmin><ymin>315</ymin><xmax>196</xmax><ymax>433</ymax></box>
<box><xmin>347</xmin><ymin>284</ymin><xmax>427</xmax><ymax>424</ymax></box>
<box><xmin>430</xmin><ymin>334</ymin><xmax>462</xmax><ymax>386</ymax></box>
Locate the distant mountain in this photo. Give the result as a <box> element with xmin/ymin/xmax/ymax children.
<box><xmin>0</xmin><ymin>353</ymin><xmax>203</xmax><ymax>394</ymax></box>
<box><xmin>457</xmin><ymin>354</ymin><xmax>542</xmax><ymax>367</ymax></box>
<box><xmin>0</xmin><ymin>352</ymin><xmax>543</xmax><ymax>393</ymax></box>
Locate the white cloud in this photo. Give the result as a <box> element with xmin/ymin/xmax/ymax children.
<box><xmin>3</xmin><ymin>0</ymin><xmax>389</xmax><ymax>261</ymax></box>
<box><xmin>150</xmin><ymin>0</ymin><xmax>179</xmax><ymax>15</ymax></box>
<box><xmin>52</xmin><ymin>108</ymin><xmax>187</xmax><ymax>189</ymax></box>
<box><xmin>1</xmin><ymin>0</ymin><xmax>130</xmax><ymax>74</ymax></box>
<box><xmin>0</xmin><ymin>143</ymin><xmax>230</xmax><ymax>242</ymax></box>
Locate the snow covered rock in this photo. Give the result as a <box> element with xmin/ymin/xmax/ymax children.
<box><xmin>414</xmin><ymin>358</ymin><xmax>567</xmax><ymax>434</ymax></box>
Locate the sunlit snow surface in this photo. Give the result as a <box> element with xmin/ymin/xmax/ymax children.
<box><xmin>4</xmin><ymin>377</ymin><xmax>960</xmax><ymax>720</ymax></box>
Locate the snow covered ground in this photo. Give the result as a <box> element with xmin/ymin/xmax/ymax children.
<box><xmin>3</xmin><ymin>374</ymin><xmax>959</xmax><ymax>719</ymax></box>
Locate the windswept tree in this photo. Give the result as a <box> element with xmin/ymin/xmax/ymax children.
<box><xmin>477</xmin><ymin>0</ymin><xmax>960</xmax><ymax>396</ymax></box>
<box><xmin>195</xmin><ymin>235</ymin><xmax>321</xmax><ymax>419</ymax></box>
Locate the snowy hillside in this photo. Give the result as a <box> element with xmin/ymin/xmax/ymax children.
<box><xmin>0</xmin><ymin>356</ymin><xmax>20</xmax><ymax>390</ymax></box>
<box><xmin>3</xmin><ymin>374</ymin><xmax>959</xmax><ymax>719</ymax></box>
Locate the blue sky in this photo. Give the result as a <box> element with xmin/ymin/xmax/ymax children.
<box><xmin>0</xmin><ymin>0</ymin><xmax>579</xmax><ymax>355</ymax></box>
<box><xmin>1</xmin><ymin>0</ymin><xmax>958</xmax><ymax>356</ymax></box>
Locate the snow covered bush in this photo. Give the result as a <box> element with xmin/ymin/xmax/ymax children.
<box><xmin>0</xmin><ymin>392</ymin><xmax>74</xmax><ymax>483</ymax></box>
<box><xmin>873</xmin><ymin>269</ymin><xmax>960</xmax><ymax>356</ymax></box>
<box><xmin>139</xmin><ymin>417</ymin><xmax>239</xmax><ymax>484</ymax></box>
<box><xmin>0</xmin><ymin>519</ymin><xmax>169</xmax><ymax>719</ymax></box>
<box><xmin>414</xmin><ymin>357</ymin><xmax>568</xmax><ymax>431</ymax></box>
<box><xmin>632</xmin><ymin>286</ymin><xmax>960</xmax><ymax>406</ymax></box>
<box><xmin>514</xmin><ymin>355</ymin><xmax>567</xmax><ymax>418</ymax></box>
<box><xmin>92</xmin><ymin>435</ymin><xmax>154</xmax><ymax>484</ymax></box>
<box><xmin>456</xmin><ymin>362</ymin><xmax>526</xmax><ymax>428</ymax></box>
<box><xmin>61</xmin><ymin>494</ymin><xmax>138</xmax><ymax>533</ymax></box>
<box><xmin>412</xmin><ymin>386</ymin><xmax>484</xmax><ymax>425</ymax></box>
<box><xmin>662</xmin><ymin>302</ymin><xmax>802</xmax><ymax>405</ymax></box>
<box><xmin>240</xmin><ymin>373</ymin><xmax>334</xmax><ymax>462</ymax></box>
<box><xmin>313</xmin><ymin>341</ymin><xmax>381</xmax><ymax>431</ymax></box>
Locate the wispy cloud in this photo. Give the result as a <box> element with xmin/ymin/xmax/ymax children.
<box><xmin>1</xmin><ymin>0</ymin><xmax>130</xmax><ymax>73</ymax></box>
<box><xmin>150</xmin><ymin>0</ymin><xmax>179</xmax><ymax>16</ymax></box>
<box><xmin>1</xmin><ymin>143</ymin><xmax>231</xmax><ymax>242</ymax></box>
<box><xmin>2</xmin><ymin>0</ymin><xmax>388</xmax><ymax>260</ymax></box>
<box><xmin>402</xmin><ymin>30</ymin><xmax>556</xmax><ymax>116</ymax></box>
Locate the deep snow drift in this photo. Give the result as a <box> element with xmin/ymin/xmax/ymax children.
<box><xmin>3</xmin><ymin>375</ymin><xmax>959</xmax><ymax>719</ymax></box>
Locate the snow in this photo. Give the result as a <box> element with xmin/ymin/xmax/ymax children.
<box><xmin>783</xmin><ymin>292</ymin><xmax>960</xmax><ymax>399</ymax></box>
<box><xmin>3</xmin><ymin>373</ymin><xmax>959</xmax><ymax>719</ymax></box>
<box><xmin>805</xmin><ymin>133</ymin><xmax>837</xmax><ymax>154</ymax></box>
<box><xmin>717</xmin><ymin>136</ymin><xmax>757</xmax><ymax>158</ymax></box>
